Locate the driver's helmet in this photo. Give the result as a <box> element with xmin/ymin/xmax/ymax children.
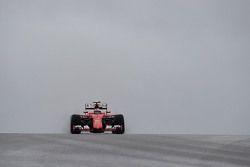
<box><xmin>94</xmin><ymin>109</ymin><xmax>101</xmax><ymax>114</ymax></box>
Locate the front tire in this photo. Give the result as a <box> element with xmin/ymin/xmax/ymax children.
<box><xmin>112</xmin><ymin>114</ymin><xmax>125</xmax><ymax>134</ymax></box>
<box><xmin>71</xmin><ymin>115</ymin><xmax>82</xmax><ymax>134</ymax></box>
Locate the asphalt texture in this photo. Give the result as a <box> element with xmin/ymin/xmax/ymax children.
<box><xmin>0</xmin><ymin>134</ymin><xmax>250</xmax><ymax>167</ymax></box>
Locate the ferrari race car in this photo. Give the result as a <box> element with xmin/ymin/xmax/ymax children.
<box><xmin>70</xmin><ymin>101</ymin><xmax>125</xmax><ymax>134</ymax></box>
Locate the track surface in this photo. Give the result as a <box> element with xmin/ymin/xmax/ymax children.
<box><xmin>0</xmin><ymin>134</ymin><xmax>250</xmax><ymax>167</ymax></box>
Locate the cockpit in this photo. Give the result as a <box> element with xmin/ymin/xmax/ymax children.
<box><xmin>93</xmin><ymin>109</ymin><xmax>101</xmax><ymax>114</ymax></box>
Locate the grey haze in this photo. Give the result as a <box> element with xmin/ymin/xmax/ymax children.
<box><xmin>0</xmin><ymin>0</ymin><xmax>250</xmax><ymax>134</ymax></box>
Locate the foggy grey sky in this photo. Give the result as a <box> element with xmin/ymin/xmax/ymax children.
<box><xmin>0</xmin><ymin>0</ymin><xmax>250</xmax><ymax>134</ymax></box>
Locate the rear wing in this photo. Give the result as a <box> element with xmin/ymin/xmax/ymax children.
<box><xmin>85</xmin><ymin>103</ymin><xmax>108</xmax><ymax>110</ymax></box>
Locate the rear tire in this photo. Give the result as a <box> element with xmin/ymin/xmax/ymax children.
<box><xmin>112</xmin><ymin>114</ymin><xmax>125</xmax><ymax>134</ymax></box>
<box><xmin>71</xmin><ymin>115</ymin><xmax>82</xmax><ymax>134</ymax></box>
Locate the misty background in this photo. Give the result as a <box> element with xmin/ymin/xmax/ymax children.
<box><xmin>0</xmin><ymin>0</ymin><xmax>250</xmax><ymax>134</ymax></box>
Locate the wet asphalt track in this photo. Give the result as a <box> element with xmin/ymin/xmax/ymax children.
<box><xmin>0</xmin><ymin>134</ymin><xmax>250</xmax><ymax>167</ymax></box>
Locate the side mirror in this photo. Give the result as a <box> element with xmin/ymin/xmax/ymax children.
<box><xmin>106</xmin><ymin>111</ymin><xmax>111</xmax><ymax>113</ymax></box>
<box><xmin>84</xmin><ymin>111</ymin><xmax>88</xmax><ymax>114</ymax></box>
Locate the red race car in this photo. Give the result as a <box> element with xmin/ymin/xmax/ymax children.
<box><xmin>70</xmin><ymin>101</ymin><xmax>125</xmax><ymax>134</ymax></box>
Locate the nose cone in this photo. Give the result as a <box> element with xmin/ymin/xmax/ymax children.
<box><xmin>93</xmin><ymin>119</ymin><xmax>103</xmax><ymax>129</ymax></box>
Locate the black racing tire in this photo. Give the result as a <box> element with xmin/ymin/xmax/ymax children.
<box><xmin>71</xmin><ymin>114</ymin><xmax>82</xmax><ymax>134</ymax></box>
<box><xmin>112</xmin><ymin>114</ymin><xmax>125</xmax><ymax>134</ymax></box>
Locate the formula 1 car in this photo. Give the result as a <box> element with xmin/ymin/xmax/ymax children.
<box><xmin>70</xmin><ymin>101</ymin><xmax>125</xmax><ymax>134</ymax></box>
